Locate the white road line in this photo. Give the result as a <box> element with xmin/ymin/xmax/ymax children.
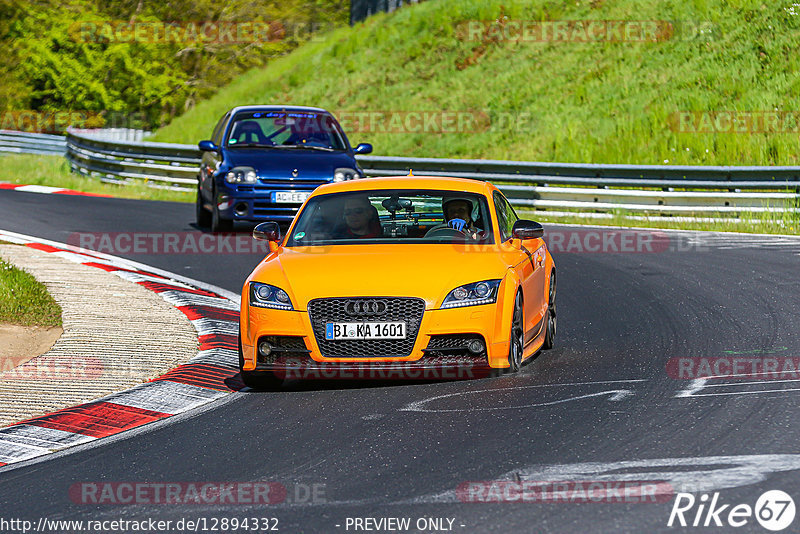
<box><xmin>0</xmin><ymin>424</ymin><xmax>94</xmax><ymax>450</ymax></box>
<box><xmin>191</xmin><ymin>318</ymin><xmax>239</xmax><ymax>337</ymax></box>
<box><xmin>106</xmin><ymin>381</ymin><xmax>228</xmax><ymax>414</ymax></box>
<box><xmin>401</xmin><ymin>379</ymin><xmax>646</xmax><ymax>412</ymax></box>
<box><xmin>191</xmin><ymin>349</ymin><xmax>238</xmax><ymax>367</ymax></box>
<box><xmin>682</xmin><ymin>387</ymin><xmax>800</xmax><ymax>398</ymax></box>
<box><xmin>0</xmin><ymin>228</ymin><xmax>242</xmax><ymax>470</ymax></box>
<box><xmin>13</xmin><ymin>185</ymin><xmax>66</xmax><ymax>194</ymax></box>
<box><xmin>701</xmin><ymin>377</ymin><xmax>800</xmax><ymax>388</ymax></box>
<box><xmin>407</xmin><ymin>454</ymin><xmax>800</xmax><ymax>504</ymax></box>
<box><xmin>160</xmin><ymin>291</ymin><xmax>239</xmax><ymax>310</ymax></box>
<box><xmin>113</xmin><ymin>270</ymin><xmax>196</xmax><ymax>289</ymax></box>
<box><xmin>674</xmin><ymin>378</ymin><xmax>708</xmax><ymax>398</ymax></box>
<box><xmin>0</xmin><ymin>228</ymin><xmax>241</xmax><ymax>303</ymax></box>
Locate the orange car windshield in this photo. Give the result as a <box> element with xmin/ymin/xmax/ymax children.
<box><xmin>286</xmin><ymin>189</ymin><xmax>495</xmax><ymax>246</ymax></box>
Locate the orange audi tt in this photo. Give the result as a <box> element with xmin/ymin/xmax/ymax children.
<box><xmin>238</xmin><ymin>176</ymin><xmax>556</xmax><ymax>388</ymax></box>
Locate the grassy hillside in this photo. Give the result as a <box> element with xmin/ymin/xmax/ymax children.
<box><xmin>151</xmin><ymin>0</ymin><xmax>800</xmax><ymax>166</ymax></box>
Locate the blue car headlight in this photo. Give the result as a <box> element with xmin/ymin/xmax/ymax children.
<box><xmin>333</xmin><ymin>168</ymin><xmax>360</xmax><ymax>182</ymax></box>
<box><xmin>249</xmin><ymin>282</ymin><xmax>293</xmax><ymax>310</ymax></box>
<box><xmin>441</xmin><ymin>279</ymin><xmax>501</xmax><ymax>309</ymax></box>
<box><xmin>226</xmin><ymin>167</ymin><xmax>258</xmax><ymax>184</ymax></box>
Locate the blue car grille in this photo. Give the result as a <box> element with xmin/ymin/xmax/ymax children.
<box><xmin>237</xmin><ymin>180</ymin><xmax>328</xmax><ymax>192</ymax></box>
<box><xmin>251</xmin><ymin>204</ymin><xmax>302</xmax><ymax>217</ymax></box>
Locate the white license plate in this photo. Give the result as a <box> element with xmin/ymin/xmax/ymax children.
<box><xmin>273</xmin><ymin>191</ymin><xmax>311</xmax><ymax>204</ymax></box>
<box><xmin>325</xmin><ymin>322</ymin><xmax>406</xmax><ymax>340</ymax></box>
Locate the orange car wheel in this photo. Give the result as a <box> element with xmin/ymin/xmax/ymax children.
<box><xmin>507</xmin><ymin>291</ymin><xmax>524</xmax><ymax>373</ymax></box>
<box><xmin>543</xmin><ymin>270</ymin><xmax>556</xmax><ymax>350</ymax></box>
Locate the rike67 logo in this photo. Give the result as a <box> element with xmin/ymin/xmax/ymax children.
<box><xmin>668</xmin><ymin>490</ymin><xmax>795</xmax><ymax>531</ymax></box>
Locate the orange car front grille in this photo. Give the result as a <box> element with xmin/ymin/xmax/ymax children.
<box><xmin>307</xmin><ymin>297</ymin><xmax>425</xmax><ymax>357</ymax></box>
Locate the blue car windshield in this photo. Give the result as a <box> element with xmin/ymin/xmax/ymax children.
<box><xmin>286</xmin><ymin>190</ymin><xmax>495</xmax><ymax>246</ymax></box>
<box><xmin>226</xmin><ymin>111</ymin><xmax>347</xmax><ymax>151</ymax></box>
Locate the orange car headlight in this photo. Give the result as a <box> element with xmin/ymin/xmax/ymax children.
<box><xmin>441</xmin><ymin>279</ymin><xmax>501</xmax><ymax>309</ymax></box>
<box><xmin>249</xmin><ymin>282</ymin><xmax>293</xmax><ymax>310</ymax></box>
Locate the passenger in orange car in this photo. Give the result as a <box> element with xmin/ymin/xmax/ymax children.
<box><xmin>336</xmin><ymin>196</ymin><xmax>382</xmax><ymax>238</ymax></box>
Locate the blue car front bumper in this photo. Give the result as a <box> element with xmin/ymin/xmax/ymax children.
<box><xmin>218</xmin><ymin>179</ymin><xmax>329</xmax><ymax>223</ymax></box>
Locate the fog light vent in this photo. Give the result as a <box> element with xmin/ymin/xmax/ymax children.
<box><xmin>467</xmin><ymin>339</ymin><xmax>485</xmax><ymax>354</ymax></box>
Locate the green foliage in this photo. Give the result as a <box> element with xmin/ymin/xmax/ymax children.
<box><xmin>0</xmin><ymin>0</ymin><xmax>348</xmax><ymax>129</ymax></box>
<box><xmin>153</xmin><ymin>0</ymin><xmax>800</xmax><ymax>166</ymax></box>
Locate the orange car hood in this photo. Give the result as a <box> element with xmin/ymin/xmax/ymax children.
<box><xmin>250</xmin><ymin>244</ymin><xmax>515</xmax><ymax>310</ymax></box>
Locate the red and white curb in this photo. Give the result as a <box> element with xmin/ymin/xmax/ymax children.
<box><xmin>0</xmin><ymin>229</ymin><xmax>242</xmax><ymax>468</ymax></box>
<box><xmin>0</xmin><ymin>182</ymin><xmax>111</xmax><ymax>197</ymax></box>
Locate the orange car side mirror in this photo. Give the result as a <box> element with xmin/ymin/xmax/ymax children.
<box><xmin>254</xmin><ymin>222</ymin><xmax>281</xmax><ymax>241</ymax></box>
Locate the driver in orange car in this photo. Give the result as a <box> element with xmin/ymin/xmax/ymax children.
<box><xmin>433</xmin><ymin>196</ymin><xmax>485</xmax><ymax>239</ymax></box>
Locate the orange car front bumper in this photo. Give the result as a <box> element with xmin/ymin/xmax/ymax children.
<box><xmin>241</xmin><ymin>302</ymin><xmax>512</xmax><ymax>374</ymax></box>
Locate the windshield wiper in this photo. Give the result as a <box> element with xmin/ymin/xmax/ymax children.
<box><xmin>227</xmin><ymin>143</ymin><xmax>280</xmax><ymax>149</ymax></box>
<box><xmin>277</xmin><ymin>145</ymin><xmax>336</xmax><ymax>152</ymax></box>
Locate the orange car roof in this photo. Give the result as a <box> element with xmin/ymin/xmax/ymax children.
<box><xmin>312</xmin><ymin>176</ymin><xmax>494</xmax><ymax>196</ymax></box>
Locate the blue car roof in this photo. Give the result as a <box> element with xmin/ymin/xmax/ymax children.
<box><xmin>228</xmin><ymin>105</ymin><xmax>331</xmax><ymax>115</ymax></box>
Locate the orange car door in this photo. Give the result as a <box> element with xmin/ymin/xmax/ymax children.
<box><xmin>494</xmin><ymin>192</ymin><xmax>547</xmax><ymax>346</ymax></box>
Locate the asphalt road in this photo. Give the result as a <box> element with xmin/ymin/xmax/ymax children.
<box><xmin>1</xmin><ymin>188</ymin><xmax>800</xmax><ymax>533</ymax></box>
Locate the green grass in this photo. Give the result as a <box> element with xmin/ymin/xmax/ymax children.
<box><xmin>524</xmin><ymin>207</ymin><xmax>800</xmax><ymax>235</ymax></box>
<box><xmin>0</xmin><ymin>154</ymin><xmax>193</xmax><ymax>203</ymax></box>
<box><xmin>0</xmin><ymin>256</ymin><xmax>62</xmax><ymax>327</ymax></box>
<box><xmin>151</xmin><ymin>0</ymin><xmax>800</xmax><ymax>167</ymax></box>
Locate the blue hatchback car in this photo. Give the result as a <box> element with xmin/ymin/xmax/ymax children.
<box><xmin>196</xmin><ymin>106</ymin><xmax>372</xmax><ymax>232</ymax></box>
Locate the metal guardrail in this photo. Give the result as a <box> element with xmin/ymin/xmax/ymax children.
<box><xmin>359</xmin><ymin>155</ymin><xmax>800</xmax><ymax>214</ymax></box>
<box><xmin>0</xmin><ymin>130</ymin><xmax>66</xmax><ymax>156</ymax></box>
<box><xmin>61</xmin><ymin>130</ymin><xmax>800</xmax><ymax>214</ymax></box>
<box><xmin>67</xmin><ymin>130</ymin><xmax>199</xmax><ymax>191</ymax></box>
<box><xmin>69</xmin><ymin>128</ymin><xmax>151</xmax><ymax>142</ymax></box>
<box><xmin>350</xmin><ymin>0</ymin><xmax>425</xmax><ymax>25</ymax></box>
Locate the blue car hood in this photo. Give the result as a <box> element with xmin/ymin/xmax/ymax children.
<box><xmin>223</xmin><ymin>148</ymin><xmax>356</xmax><ymax>180</ymax></box>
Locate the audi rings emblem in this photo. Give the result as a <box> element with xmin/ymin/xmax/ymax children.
<box><xmin>344</xmin><ymin>299</ymin><xmax>389</xmax><ymax>316</ymax></box>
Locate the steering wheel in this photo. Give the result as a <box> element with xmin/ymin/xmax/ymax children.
<box><xmin>424</xmin><ymin>227</ymin><xmax>477</xmax><ymax>241</ymax></box>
